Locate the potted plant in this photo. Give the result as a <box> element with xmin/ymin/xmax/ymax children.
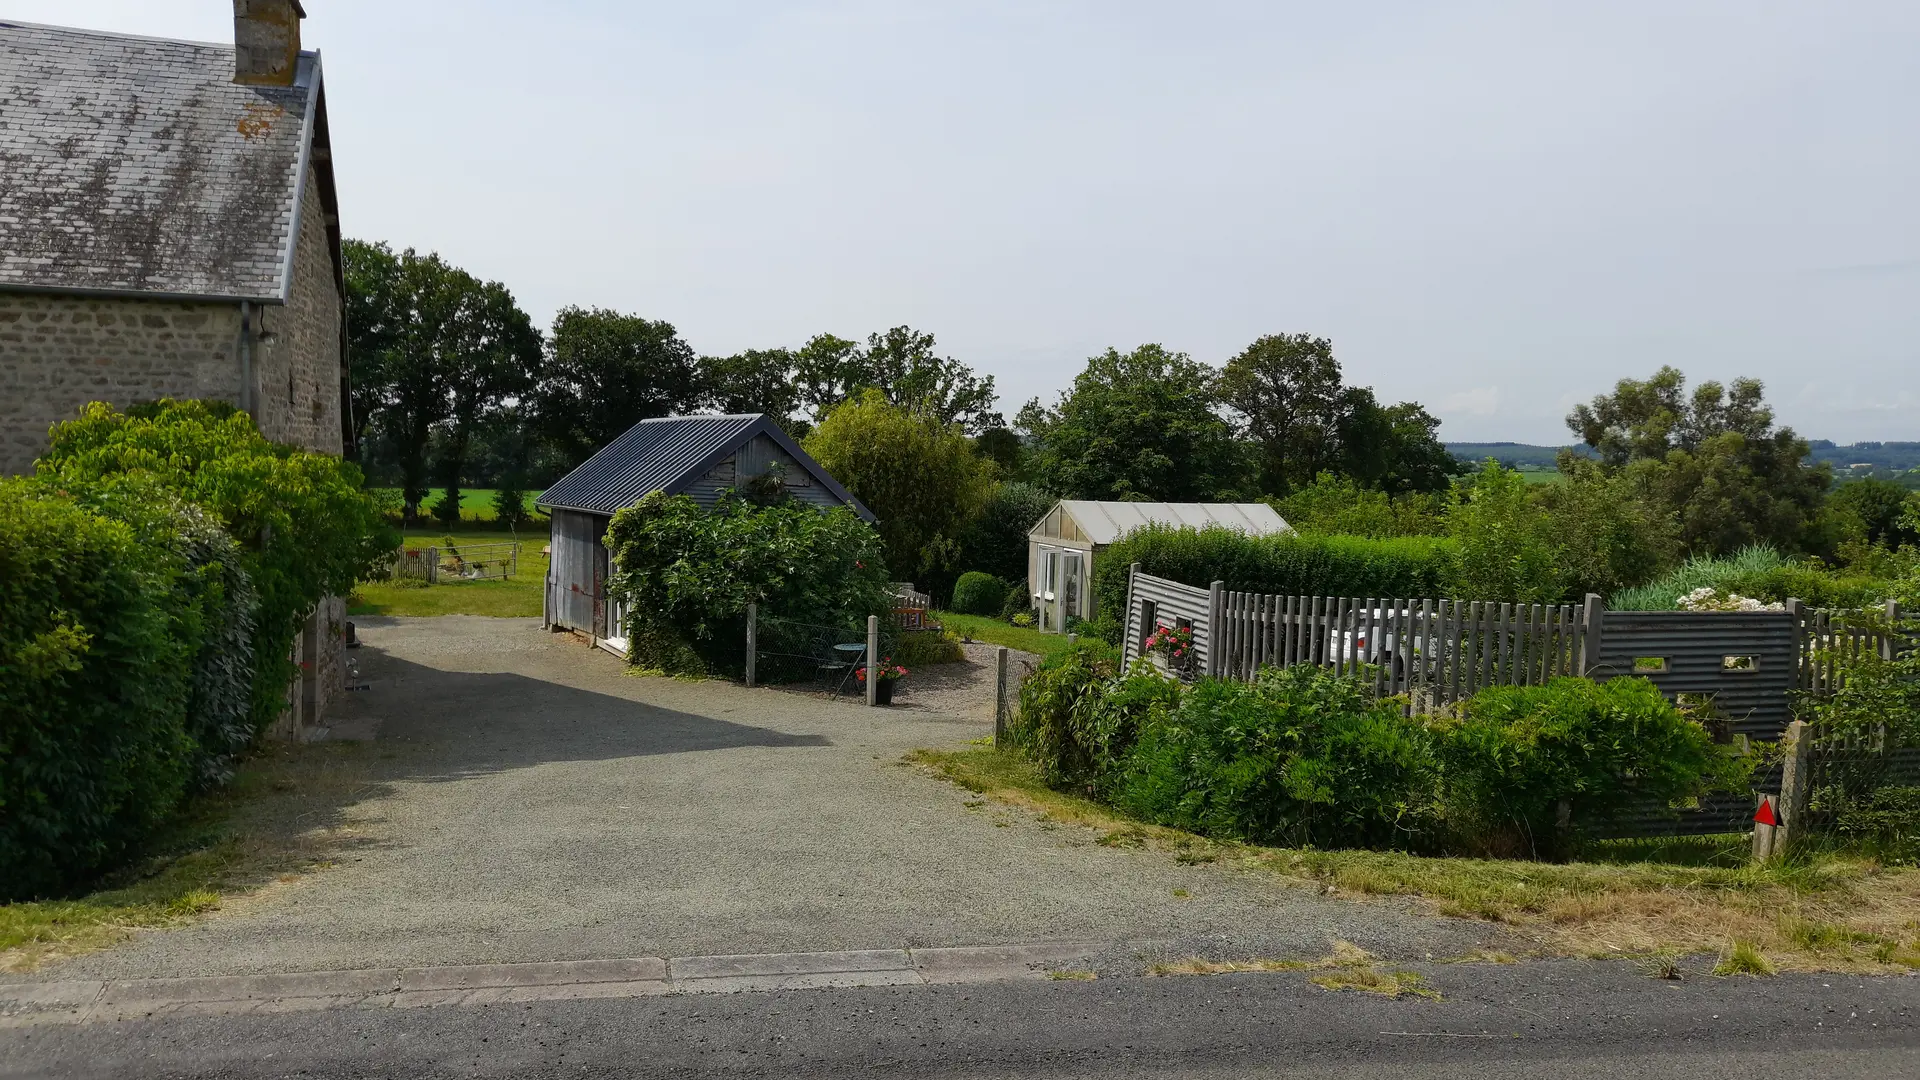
<box><xmin>1143</xmin><ymin>623</ymin><xmax>1196</xmax><ymax>677</ymax></box>
<box><xmin>856</xmin><ymin>658</ymin><xmax>909</xmax><ymax>704</ymax></box>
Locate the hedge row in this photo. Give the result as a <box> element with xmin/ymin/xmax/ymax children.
<box><xmin>1089</xmin><ymin>524</ymin><xmax>1459</xmax><ymax>642</ymax></box>
<box><xmin>1013</xmin><ymin>641</ymin><xmax>1743</xmax><ymax>857</ymax></box>
<box><xmin>1</xmin><ymin>401</ymin><xmax>390</xmax><ymax>900</ymax></box>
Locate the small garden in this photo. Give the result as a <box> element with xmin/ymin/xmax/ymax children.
<box><xmin>1</xmin><ymin>400</ymin><xmax>392</xmax><ymax>903</ymax></box>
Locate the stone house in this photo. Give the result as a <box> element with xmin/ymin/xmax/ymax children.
<box><xmin>0</xmin><ymin>2</ymin><xmax>350</xmax><ymax>733</ymax></box>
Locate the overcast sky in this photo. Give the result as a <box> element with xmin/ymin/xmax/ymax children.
<box><xmin>21</xmin><ymin>1</ymin><xmax>1919</xmax><ymax>443</ymax></box>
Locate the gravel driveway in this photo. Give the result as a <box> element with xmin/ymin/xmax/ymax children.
<box><xmin>34</xmin><ymin>618</ymin><xmax>1502</xmax><ymax>980</ymax></box>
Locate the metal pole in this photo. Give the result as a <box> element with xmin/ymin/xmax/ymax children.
<box><xmin>866</xmin><ymin>615</ymin><xmax>880</xmax><ymax>707</ymax></box>
<box><xmin>994</xmin><ymin>646</ymin><xmax>1009</xmax><ymax>745</ymax></box>
<box><xmin>745</xmin><ymin>602</ymin><xmax>758</xmax><ymax>688</ymax></box>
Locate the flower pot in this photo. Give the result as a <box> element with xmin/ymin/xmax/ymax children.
<box><xmin>875</xmin><ymin>679</ymin><xmax>896</xmax><ymax>705</ymax></box>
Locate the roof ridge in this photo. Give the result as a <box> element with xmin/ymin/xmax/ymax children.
<box><xmin>0</xmin><ymin>18</ymin><xmax>308</xmax><ymax>54</ymax></box>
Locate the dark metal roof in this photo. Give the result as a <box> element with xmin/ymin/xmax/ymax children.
<box><xmin>535</xmin><ymin>414</ymin><xmax>875</xmax><ymax>521</ymax></box>
<box><xmin>0</xmin><ymin>20</ymin><xmax>333</xmax><ymax>301</ymax></box>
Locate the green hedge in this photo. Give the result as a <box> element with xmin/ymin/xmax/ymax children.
<box><xmin>1</xmin><ymin>482</ymin><xmax>196</xmax><ymax>898</ymax></box>
<box><xmin>1010</xmin><ymin>644</ymin><xmax>1739</xmax><ymax>857</ymax></box>
<box><xmin>1090</xmin><ymin>524</ymin><xmax>1459</xmax><ymax>642</ymax></box>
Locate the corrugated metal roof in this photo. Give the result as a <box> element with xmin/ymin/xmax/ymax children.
<box><xmin>534</xmin><ymin>414</ymin><xmax>873</xmax><ymax>521</ymax></box>
<box><xmin>1047</xmin><ymin>501</ymin><xmax>1292</xmax><ymax>545</ymax></box>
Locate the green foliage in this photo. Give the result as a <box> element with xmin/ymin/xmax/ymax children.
<box><xmin>697</xmin><ymin>348</ymin><xmax>803</xmax><ymax>419</ymax></box>
<box><xmin>604</xmin><ymin>492</ymin><xmax>891</xmax><ymax>676</ymax></box>
<box><xmin>1435</xmin><ymin>677</ymin><xmax>1736</xmax><ymax>859</ymax></box>
<box><xmin>1447</xmin><ymin>462</ymin><xmax>1569</xmax><ymax>603</ymax></box>
<box><xmin>344</xmin><ymin>240</ymin><xmax>542</xmax><ymax>520</ymax></box>
<box><xmin>490</xmin><ymin>483</ymin><xmax>532</xmax><ymax>528</ymax></box>
<box><xmin>893</xmin><ymin>629</ymin><xmax>966</xmax><ymax>667</ymax></box>
<box><xmin>36</xmin><ymin>400</ymin><xmax>395</xmax><ymax>734</ymax></box>
<box><xmin>0</xmin><ymin>482</ymin><xmax>196</xmax><ymax>900</ymax></box>
<box><xmin>786</xmin><ymin>327</ymin><xmax>1001</xmax><ymax>433</ymax></box>
<box><xmin>1114</xmin><ymin>666</ymin><xmax>1441</xmax><ymax>849</ymax></box>
<box><xmin>535</xmin><ymin>306</ymin><xmax>702</xmax><ymax>471</ymax></box>
<box><xmin>999</xmin><ymin>578</ymin><xmax>1034</xmax><ymax>621</ymax></box>
<box><xmin>1824</xmin><ymin>786</ymin><xmax>1920</xmax><ymax>865</ymax></box>
<box><xmin>803</xmin><ymin>391</ymin><xmax>996</xmax><ymax>590</ymax></box>
<box><xmin>1089</xmin><ymin>524</ymin><xmax>1458</xmax><ymax>642</ymax></box>
<box><xmin>1023</xmin><ymin>344</ymin><xmax>1246</xmax><ymax>501</ymax></box>
<box><xmin>958</xmin><ymin>481</ymin><xmax>1055</xmax><ymax>586</ymax></box>
<box><xmin>951</xmin><ymin>572</ymin><xmax>1009</xmax><ymax>616</ymax></box>
<box><xmin>1827</xmin><ymin>477</ymin><xmax>1920</xmax><ymax>550</ymax></box>
<box><xmin>1608</xmin><ymin>545</ymin><xmax>1888</xmax><ymax>611</ymax></box>
<box><xmin>1567</xmin><ymin>366</ymin><xmax>1830</xmax><ymax>555</ymax></box>
<box><xmin>1269</xmin><ymin>473</ymin><xmax>1446</xmax><ymax>538</ymax></box>
<box><xmin>1011</xmin><ymin>640</ymin><xmax>1175</xmax><ymax>794</ymax></box>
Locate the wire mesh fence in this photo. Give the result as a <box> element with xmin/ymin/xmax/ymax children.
<box><xmin>387</xmin><ymin>541</ymin><xmax>520</xmax><ymax>583</ymax></box>
<box><xmin>754</xmin><ymin>613</ymin><xmax>900</xmax><ymax>696</ymax></box>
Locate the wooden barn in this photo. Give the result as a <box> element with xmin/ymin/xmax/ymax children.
<box><xmin>536</xmin><ymin>414</ymin><xmax>873</xmax><ymax>652</ymax></box>
<box><xmin>1026</xmin><ymin>501</ymin><xmax>1291</xmax><ymax>632</ymax></box>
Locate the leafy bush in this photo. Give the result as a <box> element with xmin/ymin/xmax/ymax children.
<box><xmin>0</xmin><ymin>482</ymin><xmax>196</xmax><ymax>899</ymax></box>
<box><xmin>958</xmin><ymin>481</ymin><xmax>1054</xmax><ymax>585</ymax></box>
<box><xmin>1447</xmin><ymin>462</ymin><xmax>1568</xmax><ymax>604</ymax></box>
<box><xmin>37</xmin><ymin>400</ymin><xmax>394</xmax><ymax>733</ymax></box>
<box><xmin>1090</xmin><ymin>524</ymin><xmax>1458</xmax><ymax>642</ymax></box>
<box><xmin>1012</xmin><ymin>640</ymin><xmax>1175</xmax><ymax>794</ymax></box>
<box><xmin>951</xmin><ymin>571</ymin><xmax>1008</xmax><ymax>616</ymax></box>
<box><xmin>1825</xmin><ymin>786</ymin><xmax>1920</xmax><ymax>865</ymax></box>
<box><xmin>491</xmin><ymin>483</ymin><xmax>532</xmax><ymax>527</ymax></box>
<box><xmin>1114</xmin><ymin>666</ymin><xmax>1440</xmax><ymax>849</ymax></box>
<box><xmin>1270</xmin><ymin>473</ymin><xmax>1446</xmax><ymax>538</ymax></box>
<box><xmin>605</xmin><ymin>491</ymin><xmax>892</xmax><ymax>676</ymax></box>
<box><xmin>894</xmin><ymin>629</ymin><xmax>965</xmax><ymax>667</ymax></box>
<box><xmin>999</xmin><ymin>579</ymin><xmax>1032</xmax><ymax>621</ymax></box>
<box><xmin>1435</xmin><ymin>677</ymin><xmax>1735</xmax><ymax>859</ymax></box>
<box><xmin>1609</xmin><ymin>545</ymin><xmax>1888</xmax><ymax>612</ymax></box>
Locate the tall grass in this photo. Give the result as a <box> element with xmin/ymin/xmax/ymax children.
<box><xmin>1608</xmin><ymin>546</ymin><xmax>1794</xmax><ymax>611</ymax></box>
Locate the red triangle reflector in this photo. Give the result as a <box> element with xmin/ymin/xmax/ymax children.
<box><xmin>1753</xmin><ymin>797</ymin><xmax>1779</xmax><ymax>827</ymax></box>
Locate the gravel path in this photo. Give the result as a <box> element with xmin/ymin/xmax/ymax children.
<box><xmin>25</xmin><ymin>618</ymin><xmax>1504</xmax><ymax>981</ymax></box>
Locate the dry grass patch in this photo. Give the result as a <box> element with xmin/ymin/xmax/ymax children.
<box><xmin>1</xmin><ymin>741</ymin><xmax>383</xmax><ymax>972</ymax></box>
<box><xmin>911</xmin><ymin>746</ymin><xmax>1920</xmax><ymax>973</ymax></box>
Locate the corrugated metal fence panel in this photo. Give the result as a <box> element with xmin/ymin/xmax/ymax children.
<box><xmin>1596</xmin><ymin>611</ymin><xmax>1798</xmax><ymax>738</ymax></box>
<box><xmin>548</xmin><ymin>509</ymin><xmax>602</xmax><ymax>633</ymax></box>
<box><xmin>1124</xmin><ymin>571</ymin><xmax>1212</xmax><ymax>672</ymax></box>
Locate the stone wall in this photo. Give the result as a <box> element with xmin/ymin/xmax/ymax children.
<box><xmin>0</xmin><ymin>294</ymin><xmax>243</xmax><ymax>475</ymax></box>
<box><xmin>250</xmin><ymin>164</ymin><xmax>342</xmax><ymax>455</ymax></box>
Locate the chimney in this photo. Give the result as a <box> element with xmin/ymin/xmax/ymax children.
<box><xmin>233</xmin><ymin>0</ymin><xmax>306</xmax><ymax>86</ymax></box>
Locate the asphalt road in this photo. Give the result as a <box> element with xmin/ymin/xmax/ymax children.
<box><xmin>4</xmin><ymin>961</ymin><xmax>1914</xmax><ymax>1079</ymax></box>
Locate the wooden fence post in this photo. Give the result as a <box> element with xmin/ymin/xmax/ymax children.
<box><xmin>427</xmin><ymin>546</ymin><xmax>439</xmax><ymax>585</ymax></box>
<box><xmin>866</xmin><ymin>615</ymin><xmax>880</xmax><ymax>707</ymax></box>
<box><xmin>744</xmin><ymin>602</ymin><xmax>757</xmax><ymax>688</ymax></box>
<box><xmin>1578</xmin><ymin>593</ymin><xmax>1604</xmax><ymax>676</ymax></box>
<box><xmin>1786</xmin><ymin>598</ymin><xmax>1806</xmax><ymax>693</ymax></box>
<box><xmin>1775</xmin><ymin>719</ymin><xmax>1812</xmax><ymax>855</ymax></box>
<box><xmin>994</xmin><ymin>646</ymin><xmax>1009</xmax><ymax>745</ymax></box>
<box><xmin>1207</xmin><ymin>581</ymin><xmax>1226</xmax><ymax>678</ymax></box>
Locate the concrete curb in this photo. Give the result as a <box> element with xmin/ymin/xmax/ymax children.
<box><xmin>0</xmin><ymin>943</ymin><xmax>1104</xmax><ymax>1027</ymax></box>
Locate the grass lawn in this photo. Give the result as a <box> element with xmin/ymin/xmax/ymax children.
<box><xmin>935</xmin><ymin>611</ymin><xmax>1076</xmax><ymax>659</ymax></box>
<box><xmin>912</xmin><ymin>745</ymin><xmax>1920</xmax><ymax>973</ymax></box>
<box><xmin>348</xmin><ymin>529</ymin><xmax>549</xmax><ymax>618</ymax></box>
<box><xmin>1</xmin><ymin>742</ymin><xmax>374</xmax><ymax>972</ymax></box>
<box><xmin>368</xmin><ymin>488</ymin><xmax>545</xmax><ymax>524</ymax></box>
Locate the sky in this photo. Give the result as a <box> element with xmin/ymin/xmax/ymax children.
<box><xmin>19</xmin><ymin>1</ymin><xmax>1920</xmax><ymax>443</ymax></box>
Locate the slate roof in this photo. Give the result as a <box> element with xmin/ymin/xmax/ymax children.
<box><xmin>536</xmin><ymin>414</ymin><xmax>876</xmax><ymax>521</ymax></box>
<box><xmin>1043</xmin><ymin>501</ymin><xmax>1292</xmax><ymax>545</ymax></box>
<box><xmin>0</xmin><ymin>20</ymin><xmax>331</xmax><ymax>301</ymax></box>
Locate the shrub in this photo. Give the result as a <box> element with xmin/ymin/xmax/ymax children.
<box><xmin>37</xmin><ymin>400</ymin><xmax>394</xmax><ymax>734</ymax></box>
<box><xmin>1609</xmin><ymin>545</ymin><xmax>1794</xmax><ymax>611</ymax></box>
<box><xmin>951</xmin><ymin>571</ymin><xmax>1008</xmax><ymax>616</ymax></box>
<box><xmin>605</xmin><ymin>491</ymin><xmax>892</xmax><ymax>676</ymax></box>
<box><xmin>1447</xmin><ymin>462</ymin><xmax>1568</xmax><ymax>604</ymax></box>
<box><xmin>1435</xmin><ymin>677</ymin><xmax>1736</xmax><ymax>858</ymax></box>
<box><xmin>1825</xmin><ymin>786</ymin><xmax>1920</xmax><ymax>865</ymax></box>
<box><xmin>1270</xmin><ymin>473</ymin><xmax>1446</xmax><ymax>539</ymax></box>
<box><xmin>998</xmin><ymin>579</ymin><xmax>1032</xmax><ymax>621</ymax></box>
<box><xmin>492</xmin><ymin>483</ymin><xmax>532</xmax><ymax>527</ymax></box>
<box><xmin>0</xmin><ymin>482</ymin><xmax>196</xmax><ymax>899</ymax></box>
<box><xmin>1090</xmin><ymin>524</ymin><xmax>1458</xmax><ymax>642</ymax></box>
<box><xmin>1012</xmin><ymin>640</ymin><xmax>1175</xmax><ymax>794</ymax></box>
<box><xmin>894</xmin><ymin>628</ymin><xmax>965</xmax><ymax>667</ymax></box>
<box><xmin>1113</xmin><ymin>666</ymin><xmax>1440</xmax><ymax>849</ymax></box>
<box><xmin>957</xmin><ymin>481</ymin><xmax>1056</xmax><ymax>583</ymax></box>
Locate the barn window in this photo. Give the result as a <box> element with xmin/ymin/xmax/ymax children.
<box><xmin>1632</xmin><ymin>657</ymin><xmax>1668</xmax><ymax>673</ymax></box>
<box><xmin>1722</xmin><ymin>655</ymin><xmax>1758</xmax><ymax>672</ymax></box>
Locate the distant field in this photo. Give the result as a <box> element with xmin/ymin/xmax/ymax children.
<box><xmin>369</xmin><ymin>488</ymin><xmax>545</xmax><ymax>524</ymax></box>
<box><xmin>349</xmin><ymin>528</ymin><xmax>548</xmax><ymax>618</ymax></box>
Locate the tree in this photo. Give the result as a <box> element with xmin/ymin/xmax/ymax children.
<box><xmin>343</xmin><ymin>241</ymin><xmax>539</xmax><ymax>522</ymax></box>
<box><xmin>1447</xmin><ymin>462</ymin><xmax>1568</xmax><ymax>603</ymax></box>
<box><xmin>958</xmin><ymin>481</ymin><xmax>1057</xmax><ymax>584</ymax></box>
<box><xmin>1827</xmin><ymin>477</ymin><xmax>1920</xmax><ymax>551</ymax></box>
<box><xmin>1567</xmin><ymin>367</ymin><xmax>1830</xmax><ymax>555</ymax></box>
<box><xmin>536</xmin><ymin>307</ymin><xmax>701</xmax><ymax>470</ymax></box>
<box><xmin>790</xmin><ymin>326</ymin><xmax>1001</xmax><ymax>433</ymax></box>
<box><xmin>803</xmin><ymin>391</ymin><xmax>996</xmax><ymax>591</ymax></box>
<box><xmin>1340</xmin><ymin>396</ymin><xmax>1460</xmax><ymax>495</ymax></box>
<box><xmin>697</xmin><ymin>348</ymin><xmax>801</xmax><ymax>420</ymax></box>
<box><xmin>434</xmin><ymin>278</ymin><xmax>542</xmax><ymax>527</ymax></box>
<box><xmin>1025</xmin><ymin>344</ymin><xmax>1245</xmax><ymax>501</ymax></box>
<box><xmin>1218</xmin><ymin>333</ymin><xmax>1345</xmax><ymax>494</ymax></box>
<box><xmin>1535</xmin><ymin>455</ymin><xmax>1680</xmax><ymax>597</ymax></box>
<box><xmin>792</xmin><ymin>333</ymin><xmax>866</xmax><ymax>424</ymax></box>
